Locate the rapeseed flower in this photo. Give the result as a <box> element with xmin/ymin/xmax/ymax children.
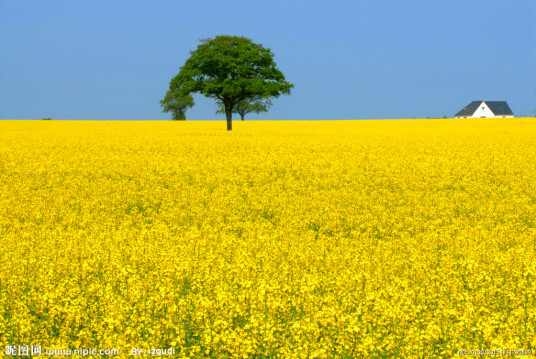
<box><xmin>0</xmin><ymin>118</ymin><xmax>535</xmax><ymax>358</ymax></box>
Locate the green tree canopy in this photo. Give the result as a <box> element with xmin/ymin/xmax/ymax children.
<box><xmin>160</xmin><ymin>89</ymin><xmax>194</xmax><ymax>121</ymax></box>
<box><xmin>169</xmin><ymin>35</ymin><xmax>293</xmax><ymax>130</ymax></box>
<box><xmin>216</xmin><ymin>96</ymin><xmax>273</xmax><ymax>121</ymax></box>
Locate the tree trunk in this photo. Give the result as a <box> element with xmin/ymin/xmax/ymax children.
<box><xmin>225</xmin><ymin>104</ymin><xmax>233</xmax><ymax>131</ymax></box>
<box><xmin>241</xmin><ymin>114</ymin><xmax>245</xmax><ymax>121</ymax></box>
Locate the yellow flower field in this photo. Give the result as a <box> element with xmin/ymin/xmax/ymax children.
<box><xmin>1</xmin><ymin>118</ymin><xmax>535</xmax><ymax>358</ymax></box>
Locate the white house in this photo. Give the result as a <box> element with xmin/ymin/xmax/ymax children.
<box><xmin>455</xmin><ymin>101</ymin><xmax>514</xmax><ymax>118</ymax></box>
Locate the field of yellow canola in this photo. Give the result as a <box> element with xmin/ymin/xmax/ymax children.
<box><xmin>1</xmin><ymin>118</ymin><xmax>535</xmax><ymax>358</ymax></box>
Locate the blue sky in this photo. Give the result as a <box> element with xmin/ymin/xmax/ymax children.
<box><xmin>1</xmin><ymin>0</ymin><xmax>535</xmax><ymax>120</ymax></box>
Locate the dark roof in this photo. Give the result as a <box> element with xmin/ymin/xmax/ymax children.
<box><xmin>485</xmin><ymin>101</ymin><xmax>513</xmax><ymax>115</ymax></box>
<box><xmin>455</xmin><ymin>101</ymin><xmax>481</xmax><ymax>116</ymax></box>
<box><xmin>455</xmin><ymin>101</ymin><xmax>514</xmax><ymax>116</ymax></box>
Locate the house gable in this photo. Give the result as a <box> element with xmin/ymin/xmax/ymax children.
<box><xmin>475</xmin><ymin>102</ymin><xmax>495</xmax><ymax>118</ymax></box>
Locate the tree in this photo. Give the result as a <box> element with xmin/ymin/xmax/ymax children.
<box><xmin>168</xmin><ymin>35</ymin><xmax>293</xmax><ymax>130</ymax></box>
<box><xmin>216</xmin><ymin>96</ymin><xmax>273</xmax><ymax>121</ymax></box>
<box><xmin>160</xmin><ymin>89</ymin><xmax>194</xmax><ymax>121</ymax></box>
